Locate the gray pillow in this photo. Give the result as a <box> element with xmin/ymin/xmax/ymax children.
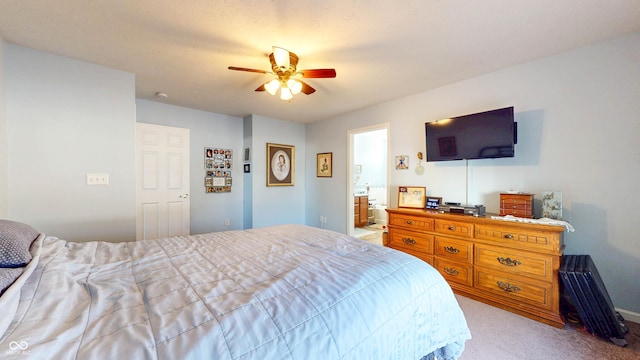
<box><xmin>0</xmin><ymin>267</ymin><xmax>25</xmax><ymax>295</ymax></box>
<box><xmin>0</xmin><ymin>220</ymin><xmax>40</xmax><ymax>268</ymax></box>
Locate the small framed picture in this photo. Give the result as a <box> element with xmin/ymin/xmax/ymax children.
<box><xmin>542</xmin><ymin>191</ymin><xmax>562</xmax><ymax>220</ymax></box>
<box><xmin>244</xmin><ymin>148</ymin><xmax>250</xmax><ymax>162</ymax></box>
<box><xmin>398</xmin><ymin>186</ymin><xmax>426</xmax><ymax>208</ymax></box>
<box><xmin>426</xmin><ymin>196</ymin><xmax>442</xmax><ymax>210</ymax></box>
<box><xmin>395</xmin><ymin>155</ymin><xmax>409</xmax><ymax>170</ymax></box>
<box><xmin>244</xmin><ymin>163</ymin><xmax>251</xmax><ymax>173</ymax></box>
<box><xmin>317</xmin><ymin>152</ymin><xmax>332</xmax><ymax>177</ymax></box>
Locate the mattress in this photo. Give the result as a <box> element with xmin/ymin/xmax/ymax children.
<box><xmin>0</xmin><ymin>224</ymin><xmax>470</xmax><ymax>359</ymax></box>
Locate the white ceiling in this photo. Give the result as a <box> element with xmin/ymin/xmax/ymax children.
<box><xmin>1</xmin><ymin>1</ymin><xmax>639</xmax><ymax>124</ymax></box>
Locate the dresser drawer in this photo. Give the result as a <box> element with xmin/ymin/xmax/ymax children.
<box><xmin>389</xmin><ymin>213</ymin><xmax>434</xmax><ymax>232</ymax></box>
<box><xmin>388</xmin><ymin>228</ymin><xmax>434</xmax><ymax>254</ymax></box>
<box><xmin>500</xmin><ymin>208</ymin><xmax>533</xmax><ymax>217</ymax></box>
<box><xmin>393</xmin><ymin>247</ymin><xmax>434</xmax><ymax>266</ymax></box>
<box><xmin>501</xmin><ymin>202</ymin><xmax>530</xmax><ymax>210</ymax></box>
<box><xmin>475</xmin><ymin>269</ymin><xmax>553</xmax><ymax>310</ymax></box>
<box><xmin>501</xmin><ymin>198</ymin><xmax>531</xmax><ymax>206</ymax></box>
<box><xmin>434</xmin><ymin>236</ymin><xmax>473</xmax><ymax>263</ymax></box>
<box><xmin>475</xmin><ymin>224</ymin><xmax>562</xmax><ymax>253</ymax></box>
<box><xmin>500</xmin><ymin>193</ymin><xmax>533</xmax><ymax>203</ymax></box>
<box><xmin>434</xmin><ymin>258</ymin><xmax>472</xmax><ymax>286</ymax></box>
<box><xmin>434</xmin><ymin>219</ymin><xmax>474</xmax><ymax>238</ymax></box>
<box><xmin>475</xmin><ymin>244</ymin><xmax>554</xmax><ymax>282</ymax></box>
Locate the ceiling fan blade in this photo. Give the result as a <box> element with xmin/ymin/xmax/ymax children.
<box><xmin>228</xmin><ymin>66</ymin><xmax>268</xmax><ymax>74</ymax></box>
<box><xmin>299</xmin><ymin>69</ymin><xmax>336</xmax><ymax>78</ymax></box>
<box><xmin>299</xmin><ymin>80</ymin><xmax>316</xmax><ymax>95</ymax></box>
<box><xmin>255</xmin><ymin>84</ymin><xmax>266</xmax><ymax>92</ymax></box>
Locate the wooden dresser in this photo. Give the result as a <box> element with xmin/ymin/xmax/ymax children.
<box><xmin>354</xmin><ymin>195</ymin><xmax>369</xmax><ymax>227</ymax></box>
<box><xmin>386</xmin><ymin>208</ymin><xmax>565</xmax><ymax>328</ymax></box>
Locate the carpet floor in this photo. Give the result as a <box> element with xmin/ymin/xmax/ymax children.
<box><xmin>456</xmin><ymin>294</ymin><xmax>639</xmax><ymax>360</ymax></box>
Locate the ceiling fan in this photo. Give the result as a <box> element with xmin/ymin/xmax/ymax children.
<box><xmin>228</xmin><ymin>46</ymin><xmax>336</xmax><ymax>101</ymax></box>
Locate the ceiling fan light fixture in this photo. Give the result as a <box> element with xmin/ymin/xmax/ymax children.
<box><xmin>280</xmin><ymin>87</ymin><xmax>293</xmax><ymax>101</ymax></box>
<box><xmin>287</xmin><ymin>79</ymin><xmax>303</xmax><ymax>95</ymax></box>
<box><xmin>272</xmin><ymin>46</ymin><xmax>290</xmax><ymax>69</ymax></box>
<box><xmin>265</xmin><ymin>79</ymin><xmax>280</xmax><ymax>95</ymax></box>
<box><xmin>228</xmin><ymin>46</ymin><xmax>335</xmax><ymax>101</ymax></box>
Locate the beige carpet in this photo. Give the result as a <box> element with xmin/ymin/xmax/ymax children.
<box><xmin>456</xmin><ymin>294</ymin><xmax>639</xmax><ymax>360</ymax></box>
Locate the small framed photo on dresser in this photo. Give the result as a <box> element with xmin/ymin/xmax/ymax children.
<box><xmin>398</xmin><ymin>186</ymin><xmax>426</xmax><ymax>208</ymax></box>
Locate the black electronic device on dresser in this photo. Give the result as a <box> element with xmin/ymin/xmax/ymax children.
<box><xmin>438</xmin><ymin>204</ymin><xmax>486</xmax><ymax>216</ymax></box>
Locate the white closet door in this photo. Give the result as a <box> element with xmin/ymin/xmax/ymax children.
<box><xmin>136</xmin><ymin>122</ymin><xmax>190</xmax><ymax>240</ymax></box>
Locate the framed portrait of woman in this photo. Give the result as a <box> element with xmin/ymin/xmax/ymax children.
<box><xmin>267</xmin><ymin>143</ymin><xmax>295</xmax><ymax>186</ymax></box>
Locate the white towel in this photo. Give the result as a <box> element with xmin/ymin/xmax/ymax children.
<box><xmin>490</xmin><ymin>215</ymin><xmax>575</xmax><ymax>232</ymax></box>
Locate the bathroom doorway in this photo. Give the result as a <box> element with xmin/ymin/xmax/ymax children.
<box><xmin>347</xmin><ymin>124</ymin><xmax>389</xmax><ymax>244</ymax></box>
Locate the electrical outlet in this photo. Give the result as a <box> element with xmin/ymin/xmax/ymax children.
<box><xmin>224</xmin><ymin>218</ymin><xmax>230</xmax><ymax>226</ymax></box>
<box><xmin>87</xmin><ymin>173</ymin><xmax>109</xmax><ymax>185</ymax></box>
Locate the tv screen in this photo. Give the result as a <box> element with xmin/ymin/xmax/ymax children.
<box><xmin>425</xmin><ymin>106</ymin><xmax>516</xmax><ymax>162</ymax></box>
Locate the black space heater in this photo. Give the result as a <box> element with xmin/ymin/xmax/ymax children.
<box><xmin>559</xmin><ymin>255</ymin><xmax>629</xmax><ymax>346</ymax></box>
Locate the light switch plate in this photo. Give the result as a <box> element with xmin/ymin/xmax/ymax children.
<box><xmin>87</xmin><ymin>173</ymin><xmax>109</xmax><ymax>185</ymax></box>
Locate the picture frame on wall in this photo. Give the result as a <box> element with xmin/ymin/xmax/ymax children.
<box><xmin>316</xmin><ymin>152</ymin><xmax>332</xmax><ymax>177</ymax></box>
<box><xmin>266</xmin><ymin>143</ymin><xmax>295</xmax><ymax>186</ymax></box>
<box><xmin>398</xmin><ymin>186</ymin><xmax>426</xmax><ymax>208</ymax></box>
<box><xmin>395</xmin><ymin>155</ymin><xmax>409</xmax><ymax>170</ymax></box>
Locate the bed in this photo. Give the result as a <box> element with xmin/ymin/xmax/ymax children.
<box><xmin>1</xmin><ymin>220</ymin><xmax>470</xmax><ymax>359</ymax></box>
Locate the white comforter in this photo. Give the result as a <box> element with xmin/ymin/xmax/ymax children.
<box><xmin>1</xmin><ymin>224</ymin><xmax>470</xmax><ymax>359</ymax></box>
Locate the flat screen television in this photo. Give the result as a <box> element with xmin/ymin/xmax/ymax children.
<box><xmin>425</xmin><ymin>106</ymin><xmax>516</xmax><ymax>162</ymax></box>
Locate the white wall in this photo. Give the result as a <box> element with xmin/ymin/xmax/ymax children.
<box><xmin>135</xmin><ymin>100</ymin><xmax>244</xmax><ymax>234</ymax></box>
<box><xmin>306</xmin><ymin>32</ymin><xmax>640</xmax><ymax>314</ymax></box>
<box><xmin>248</xmin><ymin>114</ymin><xmax>306</xmax><ymax>228</ymax></box>
<box><xmin>5</xmin><ymin>45</ymin><xmax>137</xmax><ymax>241</ymax></box>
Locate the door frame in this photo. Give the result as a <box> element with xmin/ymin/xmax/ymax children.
<box><xmin>346</xmin><ymin>123</ymin><xmax>390</xmax><ymax>237</ymax></box>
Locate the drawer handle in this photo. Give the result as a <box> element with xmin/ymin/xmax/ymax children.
<box><xmin>497</xmin><ymin>257</ymin><xmax>522</xmax><ymax>267</ymax></box>
<box><xmin>444</xmin><ymin>246</ymin><xmax>460</xmax><ymax>254</ymax></box>
<box><xmin>504</xmin><ymin>234</ymin><xmax>515</xmax><ymax>239</ymax></box>
<box><xmin>406</xmin><ymin>220</ymin><xmax>413</xmax><ymax>225</ymax></box>
<box><xmin>443</xmin><ymin>267</ymin><xmax>459</xmax><ymax>276</ymax></box>
<box><xmin>497</xmin><ymin>281</ymin><xmax>521</xmax><ymax>293</ymax></box>
<box><xmin>448</xmin><ymin>226</ymin><xmax>455</xmax><ymax>231</ymax></box>
<box><xmin>402</xmin><ymin>237</ymin><xmax>416</xmax><ymax>245</ymax></box>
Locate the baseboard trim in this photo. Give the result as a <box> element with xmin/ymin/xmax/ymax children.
<box><xmin>617</xmin><ymin>307</ymin><xmax>640</xmax><ymax>324</ymax></box>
